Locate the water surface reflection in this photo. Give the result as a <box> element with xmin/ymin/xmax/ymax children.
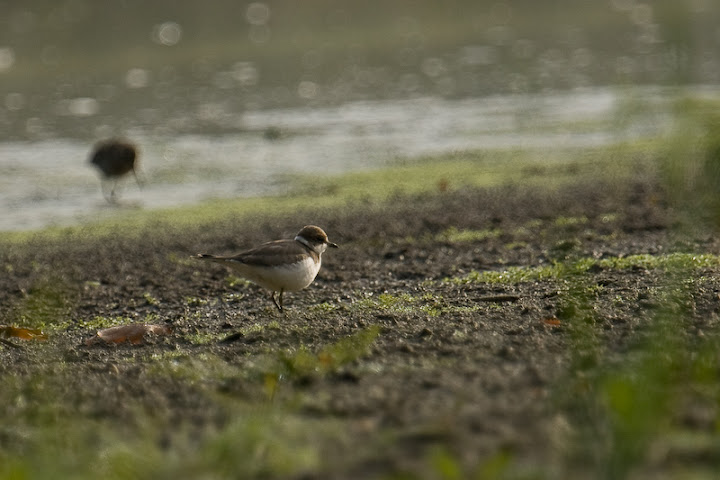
<box><xmin>0</xmin><ymin>86</ymin><xmax>692</xmax><ymax>231</ymax></box>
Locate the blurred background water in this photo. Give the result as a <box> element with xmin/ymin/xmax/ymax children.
<box><xmin>1</xmin><ymin>0</ymin><xmax>719</xmax><ymax>230</ymax></box>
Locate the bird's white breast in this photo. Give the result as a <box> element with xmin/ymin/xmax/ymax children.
<box><xmin>234</xmin><ymin>255</ymin><xmax>320</xmax><ymax>292</ymax></box>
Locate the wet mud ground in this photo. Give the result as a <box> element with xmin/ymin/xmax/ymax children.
<box><xmin>2</xmin><ymin>173</ymin><xmax>720</xmax><ymax>478</ymax></box>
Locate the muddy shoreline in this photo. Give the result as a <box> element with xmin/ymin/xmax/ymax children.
<box><xmin>2</xmin><ymin>174</ymin><xmax>720</xmax><ymax>478</ymax></box>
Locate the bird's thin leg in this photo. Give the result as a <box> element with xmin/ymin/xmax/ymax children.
<box><xmin>111</xmin><ymin>179</ymin><xmax>119</xmax><ymax>199</ymax></box>
<box><xmin>271</xmin><ymin>291</ymin><xmax>283</xmax><ymax>312</ymax></box>
<box><xmin>279</xmin><ymin>289</ymin><xmax>284</xmax><ymax>311</ymax></box>
<box><xmin>101</xmin><ymin>180</ymin><xmax>114</xmax><ymax>203</ymax></box>
<box><xmin>132</xmin><ymin>167</ymin><xmax>143</xmax><ymax>189</ymax></box>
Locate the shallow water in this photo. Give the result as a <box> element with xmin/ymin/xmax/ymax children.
<box><xmin>0</xmin><ymin>86</ymin><xmax>695</xmax><ymax>232</ymax></box>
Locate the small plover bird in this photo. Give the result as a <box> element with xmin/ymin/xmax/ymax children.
<box><xmin>196</xmin><ymin>225</ymin><xmax>338</xmax><ymax>311</ymax></box>
<box><xmin>89</xmin><ymin>138</ymin><xmax>142</xmax><ymax>201</ymax></box>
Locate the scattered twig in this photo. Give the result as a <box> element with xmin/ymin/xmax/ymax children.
<box><xmin>219</xmin><ymin>331</ymin><xmax>245</xmax><ymax>344</ymax></box>
<box><xmin>0</xmin><ymin>337</ymin><xmax>22</xmax><ymax>349</ymax></box>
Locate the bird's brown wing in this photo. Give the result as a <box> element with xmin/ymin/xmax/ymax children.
<box><xmin>224</xmin><ymin>239</ymin><xmax>318</xmax><ymax>267</ymax></box>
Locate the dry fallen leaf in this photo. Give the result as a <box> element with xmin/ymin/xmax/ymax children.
<box><xmin>542</xmin><ymin>317</ymin><xmax>562</xmax><ymax>327</ymax></box>
<box><xmin>86</xmin><ymin>323</ymin><xmax>171</xmax><ymax>346</ymax></box>
<box><xmin>0</xmin><ymin>325</ymin><xmax>48</xmax><ymax>341</ymax></box>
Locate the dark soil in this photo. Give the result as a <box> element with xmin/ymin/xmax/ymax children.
<box><xmin>2</xmin><ymin>175</ymin><xmax>720</xmax><ymax>478</ymax></box>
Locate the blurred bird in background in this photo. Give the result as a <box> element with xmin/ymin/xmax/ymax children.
<box><xmin>89</xmin><ymin>138</ymin><xmax>142</xmax><ymax>202</ymax></box>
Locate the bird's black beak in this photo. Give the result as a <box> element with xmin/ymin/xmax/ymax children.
<box><xmin>328</xmin><ymin>241</ymin><xmax>339</xmax><ymax>249</ymax></box>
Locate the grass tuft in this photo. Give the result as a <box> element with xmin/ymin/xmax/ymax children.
<box><xmin>273</xmin><ymin>326</ymin><xmax>381</xmax><ymax>382</ymax></box>
<box><xmin>449</xmin><ymin>253</ymin><xmax>720</xmax><ymax>285</ymax></box>
<box><xmin>7</xmin><ymin>278</ymin><xmax>77</xmax><ymax>330</ymax></box>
